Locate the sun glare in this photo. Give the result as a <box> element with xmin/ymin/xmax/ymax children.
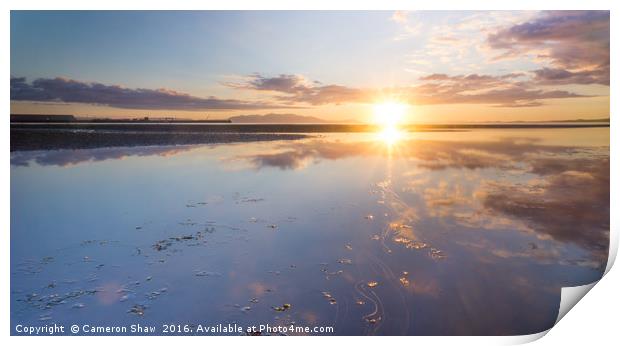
<box><xmin>373</xmin><ymin>102</ymin><xmax>408</xmax><ymax>145</ymax></box>
<box><xmin>373</xmin><ymin>102</ymin><xmax>408</xmax><ymax>127</ymax></box>
<box><xmin>377</xmin><ymin>125</ymin><xmax>403</xmax><ymax>145</ymax></box>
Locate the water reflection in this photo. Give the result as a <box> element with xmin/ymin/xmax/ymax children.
<box><xmin>11</xmin><ymin>145</ymin><xmax>199</xmax><ymax>167</ymax></box>
<box><xmin>233</xmin><ymin>137</ymin><xmax>593</xmax><ymax>171</ymax></box>
<box><xmin>376</xmin><ymin>126</ymin><xmax>405</xmax><ymax>147</ymax></box>
<box><xmin>11</xmin><ymin>129</ymin><xmax>609</xmax><ymax>335</ymax></box>
<box><xmin>234</xmin><ymin>135</ymin><xmax>609</xmax><ymax>265</ymax></box>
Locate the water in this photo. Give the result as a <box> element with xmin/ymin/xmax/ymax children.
<box><xmin>10</xmin><ymin>127</ymin><xmax>609</xmax><ymax>335</ymax></box>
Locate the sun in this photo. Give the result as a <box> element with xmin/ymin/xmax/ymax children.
<box><xmin>373</xmin><ymin>102</ymin><xmax>408</xmax><ymax>127</ymax></box>
<box><xmin>373</xmin><ymin>101</ymin><xmax>408</xmax><ymax>145</ymax></box>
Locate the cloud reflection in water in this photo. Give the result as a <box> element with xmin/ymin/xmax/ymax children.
<box><xmin>10</xmin><ymin>131</ymin><xmax>609</xmax><ymax>335</ymax></box>
<box><xmin>233</xmin><ymin>136</ymin><xmax>609</xmax><ymax>268</ymax></box>
<box><xmin>11</xmin><ymin>145</ymin><xmax>199</xmax><ymax>167</ymax></box>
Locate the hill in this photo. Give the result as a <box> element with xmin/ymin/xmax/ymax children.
<box><xmin>229</xmin><ymin>113</ymin><xmax>329</xmax><ymax>124</ymax></box>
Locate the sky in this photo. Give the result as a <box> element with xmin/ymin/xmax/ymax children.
<box><xmin>10</xmin><ymin>11</ymin><xmax>610</xmax><ymax>123</ymax></box>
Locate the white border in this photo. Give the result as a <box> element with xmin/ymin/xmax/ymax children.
<box><xmin>2</xmin><ymin>1</ymin><xmax>616</xmax><ymax>345</ymax></box>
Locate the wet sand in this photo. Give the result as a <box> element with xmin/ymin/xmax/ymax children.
<box><xmin>10</xmin><ymin>127</ymin><xmax>309</xmax><ymax>151</ymax></box>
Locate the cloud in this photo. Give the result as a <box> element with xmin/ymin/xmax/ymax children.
<box><xmin>391</xmin><ymin>11</ymin><xmax>409</xmax><ymax>24</ymax></box>
<box><xmin>13</xmin><ymin>61</ymin><xmax>596</xmax><ymax>112</ymax></box>
<box><xmin>390</xmin><ymin>10</ymin><xmax>423</xmax><ymax>40</ymax></box>
<box><xmin>226</xmin><ymin>74</ymin><xmax>370</xmax><ymax>105</ymax></box>
<box><xmin>10</xmin><ymin>77</ymin><xmax>288</xmax><ymax>111</ymax></box>
<box><xmin>230</xmin><ymin>73</ymin><xmax>586</xmax><ymax>108</ymax></box>
<box><xmin>410</xmin><ymin>73</ymin><xmax>584</xmax><ymax>107</ymax></box>
<box><xmin>532</xmin><ymin>67</ymin><xmax>609</xmax><ymax>86</ymax></box>
<box><xmin>487</xmin><ymin>11</ymin><xmax>609</xmax><ymax>85</ymax></box>
<box><xmin>238</xmin><ymin>74</ymin><xmax>314</xmax><ymax>93</ymax></box>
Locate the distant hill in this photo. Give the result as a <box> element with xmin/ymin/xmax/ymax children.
<box><xmin>229</xmin><ymin>113</ymin><xmax>330</xmax><ymax>124</ymax></box>
<box><xmin>493</xmin><ymin>117</ymin><xmax>610</xmax><ymax>123</ymax></box>
<box><xmin>550</xmin><ymin>118</ymin><xmax>609</xmax><ymax>123</ymax></box>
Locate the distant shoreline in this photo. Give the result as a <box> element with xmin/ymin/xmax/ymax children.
<box><xmin>11</xmin><ymin>122</ymin><xmax>609</xmax><ymax>152</ymax></box>
<box><xmin>10</xmin><ymin>122</ymin><xmax>610</xmax><ymax>133</ymax></box>
<box><xmin>10</xmin><ymin>114</ymin><xmax>610</xmax><ymax>125</ymax></box>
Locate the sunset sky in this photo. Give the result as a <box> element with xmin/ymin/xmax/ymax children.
<box><xmin>10</xmin><ymin>11</ymin><xmax>610</xmax><ymax>123</ymax></box>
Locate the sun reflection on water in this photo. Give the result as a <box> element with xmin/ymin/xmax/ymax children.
<box><xmin>376</xmin><ymin>125</ymin><xmax>404</xmax><ymax>146</ymax></box>
<box><xmin>373</xmin><ymin>101</ymin><xmax>408</xmax><ymax>147</ymax></box>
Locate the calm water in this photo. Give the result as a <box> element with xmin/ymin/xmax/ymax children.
<box><xmin>10</xmin><ymin>128</ymin><xmax>609</xmax><ymax>335</ymax></box>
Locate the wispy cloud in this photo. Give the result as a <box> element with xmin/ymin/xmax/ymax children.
<box><xmin>230</xmin><ymin>73</ymin><xmax>585</xmax><ymax>108</ymax></box>
<box><xmin>226</xmin><ymin>74</ymin><xmax>370</xmax><ymax>105</ymax></box>
<box><xmin>390</xmin><ymin>10</ymin><xmax>423</xmax><ymax>40</ymax></box>
<box><xmin>410</xmin><ymin>73</ymin><xmax>583</xmax><ymax>107</ymax></box>
<box><xmin>487</xmin><ymin>11</ymin><xmax>609</xmax><ymax>85</ymax></box>
<box><xmin>532</xmin><ymin>67</ymin><xmax>609</xmax><ymax>86</ymax></box>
